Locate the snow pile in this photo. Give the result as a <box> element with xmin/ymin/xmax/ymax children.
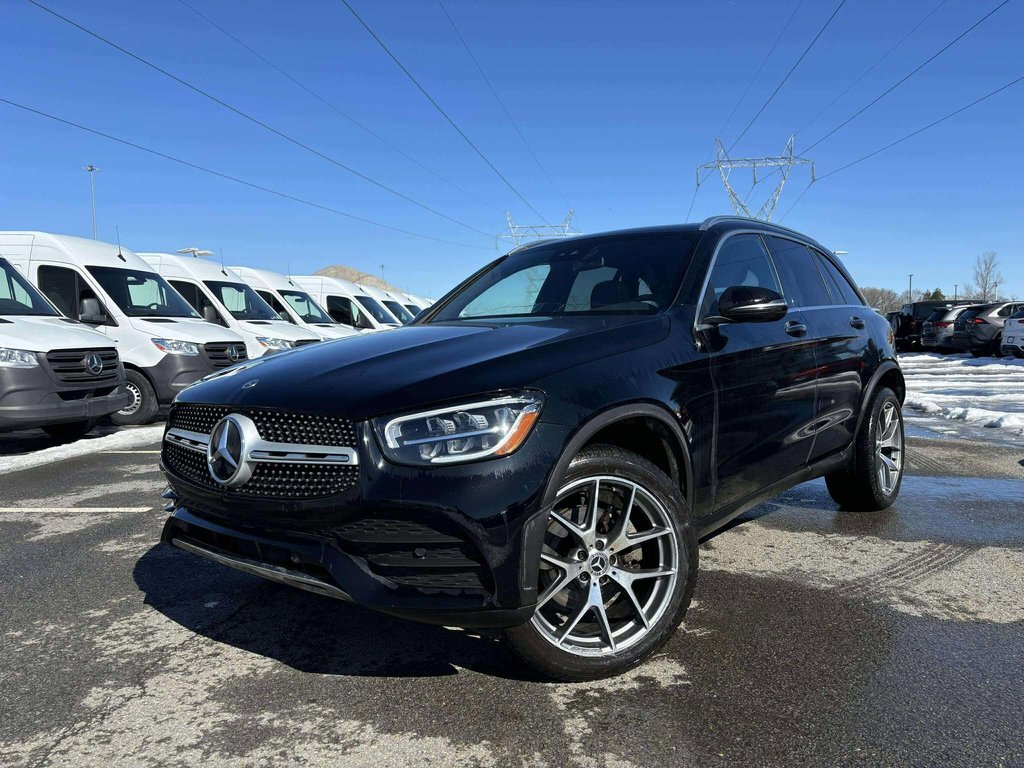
<box><xmin>900</xmin><ymin>353</ymin><xmax>1024</xmax><ymax>440</ymax></box>
<box><xmin>0</xmin><ymin>425</ymin><xmax>164</xmax><ymax>475</ymax></box>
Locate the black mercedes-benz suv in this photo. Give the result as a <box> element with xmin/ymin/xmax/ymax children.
<box><xmin>159</xmin><ymin>216</ymin><xmax>905</xmax><ymax>681</ymax></box>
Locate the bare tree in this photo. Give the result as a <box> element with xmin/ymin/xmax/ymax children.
<box><xmin>971</xmin><ymin>252</ymin><xmax>1003</xmax><ymax>302</ymax></box>
<box><xmin>860</xmin><ymin>286</ymin><xmax>902</xmax><ymax>313</ymax></box>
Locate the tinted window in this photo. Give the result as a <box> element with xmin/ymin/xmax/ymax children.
<box><xmin>38</xmin><ymin>265</ymin><xmax>99</xmax><ymax>319</ymax></box>
<box><xmin>356</xmin><ymin>295</ymin><xmax>397</xmax><ymax>324</ymax></box>
<box><xmin>326</xmin><ymin>295</ymin><xmax>362</xmax><ymax>327</ymax></box>
<box><xmin>700</xmin><ymin>234</ymin><xmax>781</xmax><ymax>318</ymax></box>
<box><xmin>813</xmin><ymin>250</ymin><xmax>862</xmax><ymax>305</ymax></box>
<box><xmin>766</xmin><ymin>237</ymin><xmax>831</xmax><ymax>307</ymax></box>
<box><xmin>204</xmin><ymin>280</ymin><xmax>278</xmax><ymax>321</ymax></box>
<box><xmin>88</xmin><ymin>267</ymin><xmax>199</xmax><ymax>318</ymax></box>
<box><xmin>280</xmin><ymin>290</ymin><xmax>333</xmax><ymax>324</ymax></box>
<box><xmin>1011</xmin><ymin>307</ymin><xmax>1024</xmax><ymax>320</ymax></box>
<box><xmin>432</xmin><ymin>232</ymin><xmax>697</xmax><ymax>322</ymax></box>
<box><xmin>383</xmin><ymin>300</ymin><xmax>414</xmax><ymax>324</ymax></box>
<box><xmin>0</xmin><ymin>258</ymin><xmax>58</xmax><ymax>316</ymax></box>
<box><xmin>997</xmin><ymin>304</ymin><xmax>1015</xmax><ymax>317</ymax></box>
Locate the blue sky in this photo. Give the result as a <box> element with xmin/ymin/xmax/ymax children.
<box><xmin>1</xmin><ymin>0</ymin><xmax>1021</xmax><ymax>299</ymax></box>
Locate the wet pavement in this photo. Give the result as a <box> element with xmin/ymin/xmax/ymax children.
<box><xmin>0</xmin><ymin>435</ymin><xmax>1022</xmax><ymax>767</ymax></box>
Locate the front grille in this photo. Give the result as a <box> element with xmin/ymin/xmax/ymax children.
<box><xmin>204</xmin><ymin>342</ymin><xmax>248</xmax><ymax>368</ymax></box>
<box><xmin>336</xmin><ymin>516</ymin><xmax>493</xmax><ymax>592</ymax></box>
<box><xmin>164</xmin><ymin>441</ymin><xmax>359</xmax><ymax>498</ymax></box>
<box><xmin>168</xmin><ymin>403</ymin><xmax>357</xmax><ymax>446</ymax></box>
<box><xmin>45</xmin><ymin>348</ymin><xmax>120</xmax><ymax>386</ymax></box>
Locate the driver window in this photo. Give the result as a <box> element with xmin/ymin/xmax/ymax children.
<box><xmin>460</xmin><ymin>264</ymin><xmax>551</xmax><ymax>318</ymax></box>
<box><xmin>701</xmin><ymin>235</ymin><xmax>780</xmax><ymax>317</ymax></box>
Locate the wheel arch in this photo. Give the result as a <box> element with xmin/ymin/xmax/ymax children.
<box><xmin>854</xmin><ymin>360</ymin><xmax>905</xmax><ymax>437</ymax></box>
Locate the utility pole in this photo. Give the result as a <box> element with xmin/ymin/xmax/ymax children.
<box><xmin>696</xmin><ymin>136</ymin><xmax>815</xmax><ymax>222</ymax></box>
<box><xmin>497</xmin><ymin>210</ymin><xmax>580</xmax><ymax>250</ymax></box>
<box><xmin>954</xmin><ymin>284</ymin><xmax>958</xmax><ymax>301</ymax></box>
<box><xmin>380</xmin><ymin>264</ymin><xmax>385</xmax><ymax>285</ymax></box>
<box><xmin>908</xmin><ymin>274</ymin><xmax>914</xmax><ymax>303</ymax></box>
<box><xmin>82</xmin><ymin>165</ymin><xmax>99</xmax><ymax>239</ymax></box>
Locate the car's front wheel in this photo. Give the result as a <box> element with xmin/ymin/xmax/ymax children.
<box><xmin>504</xmin><ymin>445</ymin><xmax>697</xmax><ymax>681</ymax></box>
<box><xmin>825</xmin><ymin>386</ymin><xmax>905</xmax><ymax>511</ymax></box>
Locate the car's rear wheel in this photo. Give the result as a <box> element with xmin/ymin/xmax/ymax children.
<box><xmin>504</xmin><ymin>445</ymin><xmax>697</xmax><ymax>681</ymax></box>
<box><xmin>825</xmin><ymin>387</ymin><xmax>904</xmax><ymax>511</ymax></box>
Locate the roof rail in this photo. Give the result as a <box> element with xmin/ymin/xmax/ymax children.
<box><xmin>508</xmin><ymin>237</ymin><xmax>560</xmax><ymax>253</ymax></box>
<box><xmin>697</xmin><ymin>215</ymin><xmax>807</xmax><ymax>239</ymax></box>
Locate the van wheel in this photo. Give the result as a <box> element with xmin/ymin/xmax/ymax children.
<box><xmin>503</xmin><ymin>445</ymin><xmax>698</xmax><ymax>682</ymax></box>
<box><xmin>112</xmin><ymin>371</ymin><xmax>158</xmax><ymax>426</ymax></box>
<box><xmin>42</xmin><ymin>419</ymin><xmax>97</xmax><ymax>443</ymax></box>
<box><xmin>825</xmin><ymin>387</ymin><xmax>904</xmax><ymax>511</ymax></box>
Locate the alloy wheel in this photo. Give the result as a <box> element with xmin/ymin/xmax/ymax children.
<box><xmin>875</xmin><ymin>401</ymin><xmax>903</xmax><ymax>495</ymax></box>
<box><xmin>531</xmin><ymin>476</ymin><xmax>679</xmax><ymax>657</ymax></box>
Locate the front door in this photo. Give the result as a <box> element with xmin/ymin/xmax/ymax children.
<box><xmin>698</xmin><ymin>233</ymin><xmax>819</xmax><ymax>513</ymax></box>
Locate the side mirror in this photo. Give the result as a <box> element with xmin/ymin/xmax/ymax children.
<box><xmin>706</xmin><ymin>286</ymin><xmax>788</xmax><ymax>325</ymax></box>
<box><xmin>79</xmin><ymin>297</ymin><xmax>108</xmax><ymax>325</ymax></box>
<box><xmin>355</xmin><ymin>313</ymin><xmax>374</xmax><ymax>330</ymax></box>
<box><xmin>202</xmin><ymin>304</ymin><xmax>223</xmax><ymax>325</ymax></box>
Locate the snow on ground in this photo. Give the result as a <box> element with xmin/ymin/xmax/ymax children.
<box><xmin>0</xmin><ymin>426</ymin><xmax>164</xmax><ymax>475</ymax></box>
<box><xmin>900</xmin><ymin>353</ymin><xmax>1024</xmax><ymax>443</ymax></box>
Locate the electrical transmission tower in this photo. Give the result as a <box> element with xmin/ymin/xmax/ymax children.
<box><xmin>497</xmin><ymin>210</ymin><xmax>581</xmax><ymax>250</ymax></box>
<box><xmin>696</xmin><ymin>136</ymin><xmax>814</xmax><ymax>221</ymax></box>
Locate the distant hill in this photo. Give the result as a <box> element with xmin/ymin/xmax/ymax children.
<box><xmin>314</xmin><ymin>265</ymin><xmax>403</xmax><ymax>294</ymax></box>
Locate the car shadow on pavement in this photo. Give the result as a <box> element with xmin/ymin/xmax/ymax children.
<box><xmin>133</xmin><ymin>543</ymin><xmax>544</xmax><ymax>682</ymax></box>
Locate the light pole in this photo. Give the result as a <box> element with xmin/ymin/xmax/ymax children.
<box><xmin>82</xmin><ymin>165</ymin><xmax>99</xmax><ymax>239</ymax></box>
<box><xmin>954</xmin><ymin>284</ymin><xmax>958</xmax><ymax>301</ymax></box>
<box><xmin>379</xmin><ymin>264</ymin><xmax>385</xmax><ymax>284</ymax></box>
<box><xmin>908</xmin><ymin>274</ymin><xmax>914</xmax><ymax>303</ymax></box>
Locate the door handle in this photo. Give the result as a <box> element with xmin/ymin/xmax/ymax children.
<box><xmin>849</xmin><ymin>316</ymin><xmax>865</xmax><ymax>329</ymax></box>
<box><xmin>785</xmin><ymin>320</ymin><xmax>807</xmax><ymax>337</ymax></box>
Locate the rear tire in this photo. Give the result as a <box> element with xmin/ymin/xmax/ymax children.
<box><xmin>42</xmin><ymin>419</ymin><xmax>97</xmax><ymax>443</ymax></box>
<box><xmin>825</xmin><ymin>387</ymin><xmax>904</xmax><ymax>512</ymax></box>
<box><xmin>111</xmin><ymin>370</ymin><xmax>159</xmax><ymax>426</ymax></box>
<box><xmin>503</xmin><ymin>444</ymin><xmax>698</xmax><ymax>682</ymax></box>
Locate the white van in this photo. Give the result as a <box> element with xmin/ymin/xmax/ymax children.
<box><xmin>0</xmin><ymin>232</ymin><xmax>249</xmax><ymax>426</ymax></box>
<box><xmin>291</xmin><ymin>276</ymin><xmax>401</xmax><ymax>332</ymax></box>
<box><xmin>360</xmin><ymin>284</ymin><xmax>415</xmax><ymax>325</ymax></box>
<box><xmin>139</xmin><ymin>254</ymin><xmax>321</xmax><ymax>360</ymax></box>
<box><xmin>230</xmin><ymin>266</ymin><xmax>358</xmax><ymax>340</ymax></box>
<box><xmin>0</xmin><ymin>255</ymin><xmax>131</xmax><ymax>440</ymax></box>
<box><xmin>398</xmin><ymin>292</ymin><xmax>427</xmax><ymax>317</ymax></box>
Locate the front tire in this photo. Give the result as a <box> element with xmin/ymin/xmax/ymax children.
<box><xmin>111</xmin><ymin>370</ymin><xmax>159</xmax><ymax>426</ymax></box>
<box><xmin>825</xmin><ymin>387</ymin><xmax>905</xmax><ymax>511</ymax></box>
<box><xmin>504</xmin><ymin>445</ymin><xmax>698</xmax><ymax>682</ymax></box>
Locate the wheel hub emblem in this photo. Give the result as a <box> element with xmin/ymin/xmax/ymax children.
<box><xmin>84</xmin><ymin>353</ymin><xmax>104</xmax><ymax>375</ymax></box>
<box><xmin>588</xmin><ymin>552</ymin><xmax>610</xmax><ymax>576</ymax></box>
<box><xmin>207</xmin><ymin>414</ymin><xmax>255</xmax><ymax>487</ymax></box>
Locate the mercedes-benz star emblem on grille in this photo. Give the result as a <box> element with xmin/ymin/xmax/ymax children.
<box><xmin>227</xmin><ymin>346</ymin><xmax>242</xmax><ymax>362</ymax></box>
<box><xmin>207</xmin><ymin>414</ymin><xmax>255</xmax><ymax>487</ymax></box>
<box><xmin>84</xmin><ymin>353</ymin><xmax>104</xmax><ymax>376</ymax></box>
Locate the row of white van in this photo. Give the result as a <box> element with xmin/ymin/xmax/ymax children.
<box><xmin>0</xmin><ymin>231</ymin><xmax>433</xmax><ymax>439</ymax></box>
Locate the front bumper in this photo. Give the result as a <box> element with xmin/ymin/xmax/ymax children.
<box><xmin>160</xmin><ymin>420</ymin><xmax>569</xmax><ymax>628</ymax></box>
<box><xmin>0</xmin><ymin>361</ymin><xmax>130</xmax><ymax>430</ymax></box>
<box><xmin>146</xmin><ymin>351</ymin><xmax>233</xmax><ymax>404</ymax></box>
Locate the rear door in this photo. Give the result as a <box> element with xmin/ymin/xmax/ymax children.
<box><xmin>768</xmin><ymin>237</ymin><xmax>868</xmax><ymax>462</ymax></box>
<box><xmin>698</xmin><ymin>232</ymin><xmax>818</xmax><ymax>512</ymax></box>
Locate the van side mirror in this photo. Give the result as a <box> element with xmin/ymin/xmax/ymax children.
<box><xmin>79</xmin><ymin>297</ymin><xmax>108</xmax><ymax>325</ymax></box>
<box><xmin>355</xmin><ymin>313</ymin><xmax>374</xmax><ymax>330</ymax></box>
<box><xmin>202</xmin><ymin>304</ymin><xmax>224</xmax><ymax>325</ymax></box>
<box><xmin>705</xmin><ymin>286</ymin><xmax>788</xmax><ymax>325</ymax></box>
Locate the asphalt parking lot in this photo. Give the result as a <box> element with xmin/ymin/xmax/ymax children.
<box><xmin>1</xmin><ymin>433</ymin><xmax>1022</xmax><ymax>767</ymax></box>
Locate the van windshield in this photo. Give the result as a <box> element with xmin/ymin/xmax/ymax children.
<box><xmin>205</xmin><ymin>280</ymin><xmax>280</xmax><ymax>321</ymax></box>
<box><xmin>382</xmin><ymin>300</ymin><xmax>414</xmax><ymax>324</ymax></box>
<box><xmin>0</xmin><ymin>258</ymin><xmax>59</xmax><ymax>316</ymax></box>
<box><xmin>279</xmin><ymin>290</ymin><xmax>335</xmax><ymax>324</ymax></box>
<box><xmin>356</xmin><ymin>295</ymin><xmax>397</xmax><ymax>325</ymax></box>
<box><xmin>430</xmin><ymin>231</ymin><xmax>697</xmax><ymax>321</ymax></box>
<box><xmin>87</xmin><ymin>266</ymin><xmax>200</xmax><ymax>318</ymax></box>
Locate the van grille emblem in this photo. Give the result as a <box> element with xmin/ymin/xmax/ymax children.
<box><xmin>84</xmin><ymin>353</ymin><xmax>104</xmax><ymax>376</ymax></box>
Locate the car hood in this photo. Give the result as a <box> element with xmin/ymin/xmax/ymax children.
<box><xmin>127</xmin><ymin>317</ymin><xmax>246</xmax><ymax>344</ymax></box>
<box><xmin>180</xmin><ymin>315</ymin><xmax>670</xmax><ymax>420</ymax></box>
<box><xmin>0</xmin><ymin>316</ymin><xmax>113</xmax><ymax>352</ymax></box>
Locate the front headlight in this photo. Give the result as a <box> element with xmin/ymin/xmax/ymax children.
<box><xmin>256</xmin><ymin>337</ymin><xmax>293</xmax><ymax>350</ymax></box>
<box><xmin>0</xmin><ymin>347</ymin><xmax>39</xmax><ymax>369</ymax></box>
<box><xmin>151</xmin><ymin>338</ymin><xmax>199</xmax><ymax>356</ymax></box>
<box><xmin>373</xmin><ymin>392</ymin><xmax>544</xmax><ymax>466</ymax></box>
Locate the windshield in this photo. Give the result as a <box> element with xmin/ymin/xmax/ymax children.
<box><xmin>404</xmin><ymin>303</ymin><xmax>422</xmax><ymax>317</ymax></box>
<box><xmin>0</xmin><ymin>258</ymin><xmax>59</xmax><ymax>316</ymax></box>
<box><xmin>279</xmin><ymin>290</ymin><xmax>335</xmax><ymax>324</ymax></box>
<box><xmin>204</xmin><ymin>280</ymin><xmax>280</xmax><ymax>321</ymax></box>
<box><xmin>87</xmin><ymin>266</ymin><xmax>200</xmax><ymax>318</ymax></box>
<box><xmin>356</xmin><ymin>295</ymin><xmax>397</xmax><ymax>324</ymax></box>
<box><xmin>431</xmin><ymin>232</ymin><xmax>697</xmax><ymax>321</ymax></box>
<box><xmin>382</xmin><ymin>300</ymin><xmax>414</xmax><ymax>324</ymax></box>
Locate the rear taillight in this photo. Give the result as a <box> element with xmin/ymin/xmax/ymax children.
<box><xmin>971</xmin><ymin>317</ymin><xmax>988</xmax><ymax>325</ymax></box>
<box><xmin>934</xmin><ymin>321</ymin><xmax>951</xmax><ymax>328</ymax></box>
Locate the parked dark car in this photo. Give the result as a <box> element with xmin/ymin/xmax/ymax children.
<box><xmin>891</xmin><ymin>301</ymin><xmax>969</xmax><ymax>351</ymax></box>
<box><xmin>159</xmin><ymin>217</ymin><xmax>905</xmax><ymax>681</ymax></box>
<box><xmin>921</xmin><ymin>305</ymin><xmax>973</xmax><ymax>352</ymax></box>
<box><xmin>951</xmin><ymin>301</ymin><xmax>1024</xmax><ymax>357</ymax></box>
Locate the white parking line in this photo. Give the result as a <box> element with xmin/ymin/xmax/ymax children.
<box><xmin>101</xmin><ymin>451</ymin><xmax>162</xmax><ymax>454</ymax></box>
<box><xmin>0</xmin><ymin>507</ymin><xmax>152</xmax><ymax>513</ymax></box>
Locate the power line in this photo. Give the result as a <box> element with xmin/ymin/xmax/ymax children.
<box><xmin>727</xmin><ymin>0</ymin><xmax>848</xmax><ymax>153</ymax></box>
<box><xmin>795</xmin><ymin>0</ymin><xmax>948</xmax><ymax>136</ymax></box>
<box><xmin>337</xmin><ymin>0</ymin><xmax>551</xmax><ymax>224</ymax></box>
<box><xmin>0</xmin><ymin>96</ymin><xmax>489</xmax><ymax>251</ymax></box>
<box><xmin>436</xmin><ymin>0</ymin><xmax>572</xmax><ymax>213</ymax></box>
<box><xmin>779</xmin><ymin>72</ymin><xmax>1024</xmax><ymax>221</ymax></box>
<box><xmin>27</xmin><ymin>0</ymin><xmax>493</xmax><ymax>239</ymax></box>
<box><xmin>804</xmin><ymin>0</ymin><xmax>1010</xmax><ymax>152</ymax></box>
<box><xmin>175</xmin><ymin>0</ymin><xmax>504</xmax><ymax>216</ymax></box>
